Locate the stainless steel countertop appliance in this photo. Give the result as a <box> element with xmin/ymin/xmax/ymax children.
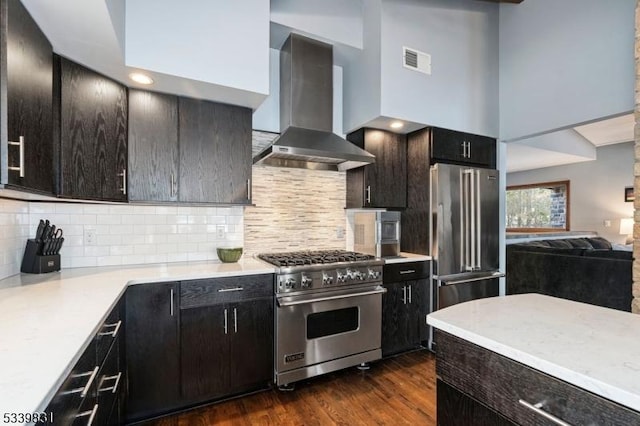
<box><xmin>257</xmin><ymin>250</ymin><xmax>385</xmax><ymax>389</ymax></box>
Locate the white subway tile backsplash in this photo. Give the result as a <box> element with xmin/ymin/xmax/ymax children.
<box><xmin>0</xmin><ymin>198</ymin><xmax>244</xmax><ymax>279</ymax></box>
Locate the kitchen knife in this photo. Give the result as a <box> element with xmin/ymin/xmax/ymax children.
<box><xmin>54</xmin><ymin>237</ymin><xmax>64</xmax><ymax>255</ymax></box>
<box><xmin>35</xmin><ymin>219</ymin><xmax>45</xmax><ymax>241</ymax></box>
<box><xmin>42</xmin><ymin>239</ymin><xmax>51</xmax><ymax>256</ymax></box>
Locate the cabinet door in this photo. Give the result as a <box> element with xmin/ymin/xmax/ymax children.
<box><xmin>59</xmin><ymin>58</ymin><xmax>128</xmax><ymax>200</ymax></box>
<box><xmin>437</xmin><ymin>379</ymin><xmax>515</xmax><ymax>426</ymax></box>
<box><xmin>125</xmin><ymin>282</ymin><xmax>180</xmax><ymax>422</ymax></box>
<box><xmin>180</xmin><ymin>304</ymin><xmax>230</xmax><ymax>402</ymax></box>
<box><xmin>346</xmin><ymin>128</ymin><xmax>407</xmax><ymax>208</ymax></box>
<box><xmin>128</xmin><ymin>90</ymin><xmax>179</xmax><ymax>201</ymax></box>
<box><xmin>178</xmin><ymin>98</ymin><xmax>252</xmax><ymax>203</ymax></box>
<box><xmin>381</xmin><ymin>281</ymin><xmax>415</xmax><ymax>356</ymax></box>
<box><xmin>467</xmin><ymin>133</ymin><xmax>496</xmax><ymax>169</ymax></box>
<box><xmin>228</xmin><ymin>298</ymin><xmax>273</xmax><ymax>393</ymax></box>
<box><xmin>430</xmin><ymin>127</ymin><xmax>465</xmax><ymax>165</ymax></box>
<box><xmin>5</xmin><ymin>0</ymin><xmax>53</xmax><ymax>193</ymax></box>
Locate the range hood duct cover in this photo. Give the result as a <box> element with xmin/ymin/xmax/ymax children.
<box><xmin>253</xmin><ymin>34</ymin><xmax>374</xmax><ymax>171</ymax></box>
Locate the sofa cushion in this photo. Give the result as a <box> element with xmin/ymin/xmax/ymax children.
<box><xmin>586</xmin><ymin>237</ymin><xmax>612</xmax><ymax>250</ymax></box>
<box><xmin>566</xmin><ymin>238</ymin><xmax>595</xmax><ymax>249</ymax></box>
<box><xmin>545</xmin><ymin>239</ymin><xmax>573</xmax><ymax>248</ymax></box>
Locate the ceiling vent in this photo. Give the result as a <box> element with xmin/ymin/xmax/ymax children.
<box><xmin>403</xmin><ymin>46</ymin><xmax>431</xmax><ymax>75</ymax></box>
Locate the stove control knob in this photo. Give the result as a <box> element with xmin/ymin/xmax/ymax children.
<box><xmin>355</xmin><ymin>270</ymin><xmax>366</xmax><ymax>280</ymax></box>
<box><xmin>285</xmin><ymin>277</ymin><xmax>296</xmax><ymax>290</ymax></box>
<box><xmin>346</xmin><ymin>269</ymin><xmax>356</xmax><ymax>280</ymax></box>
<box><xmin>368</xmin><ymin>269</ymin><xmax>380</xmax><ymax>280</ymax></box>
<box><xmin>322</xmin><ymin>273</ymin><xmax>334</xmax><ymax>286</ymax></box>
<box><xmin>301</xmin><ymin>274</ymin><xmax>313</xmax><ymax>288</ymax></box>
<box><xmin>337</xmin><ymin>271</ymin><xmax>347</xmax><ymax>283</ymax></box>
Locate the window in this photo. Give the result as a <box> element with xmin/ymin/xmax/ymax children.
<box><xmin>506</xmin><ymin>180</ymin><xmax>570</xmax><ymax>232</ymax></box>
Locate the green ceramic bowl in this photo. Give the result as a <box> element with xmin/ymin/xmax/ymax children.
<box><xmin>216</xmin><ymin>247</ymin><xmax>243</xmax><ymax>263</ymax></box>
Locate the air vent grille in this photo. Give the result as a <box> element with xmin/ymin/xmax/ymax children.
<box><xmin>403</xmin><ymin>46</ymin><xmax>431</xmax><ymax>75</ymax></box>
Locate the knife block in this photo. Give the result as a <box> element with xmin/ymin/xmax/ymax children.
<box><xmin>20</xmin><ymin>239</ymin><xmax>60</xmax><ymax>274</ymax></box>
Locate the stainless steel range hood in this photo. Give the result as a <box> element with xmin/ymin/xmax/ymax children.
<box><xmin>253</xmin><ymin>34</ymin><xmax>374</xmax><ymax>172</ymax></box>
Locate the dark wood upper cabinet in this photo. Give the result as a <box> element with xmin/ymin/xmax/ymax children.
<box><xmin>128</xmin><ymin>90</ymin><xmax>179</xmax><ymax>202</ymax></box>
<box><xmin>178</xmin><ymin>98</ymin><xmax>252</xmax><ymax>204</ymax></box>
<box><xmin>3</xmin><ymin>0</ymin><xmax>53</xmax><ymax>193</ymax></box>
<box><xmin>346</xmin><ymin>128</ymin><xmax>407</xmax><ymax>209</ymax></box>
<box><xmin>430</xmin><ymin>127</ymin><xmax>496</xmax><ymax>169</ymax></box>
<box><xmin>58</xmin><ymin>57</ymin><xmax>128</xmax><ymax>201</ymax></box>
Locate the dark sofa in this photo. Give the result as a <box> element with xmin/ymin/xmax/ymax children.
<box><xmin>506</xmin><ymin>237</ymin><xmax>633</xmax><ymax>312</ymax></box>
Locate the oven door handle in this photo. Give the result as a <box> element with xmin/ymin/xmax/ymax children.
<box><xmin>277</xmin><ymin>286</ymin><xmax>387</xmax><ymax>307</ymax></box>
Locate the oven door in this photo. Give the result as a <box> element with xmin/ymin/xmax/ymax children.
<box><xmin>275</xmin><ymin>285</ymin><xmax>385</xmax><ymax>377</ymax></box>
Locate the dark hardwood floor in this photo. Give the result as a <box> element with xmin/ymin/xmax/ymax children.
<box><xmin>147</xmin><ymin>349</ymin><xmax>436</xmax><ymax>425</ymax></box>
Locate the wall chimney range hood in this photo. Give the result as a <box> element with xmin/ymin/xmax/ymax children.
<box><xmin>253</xmin><ymin>34</ymin><xmax>374</xmax><ymax>171</ymax></box>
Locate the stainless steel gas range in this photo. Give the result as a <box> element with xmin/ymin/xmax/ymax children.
<box><xmin>257</xmin><ymin>250</ymin><xmax>385</xmax><ymax>388</ymax></box>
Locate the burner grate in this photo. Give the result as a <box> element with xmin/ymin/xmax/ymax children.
<box><xmin>258</xmin><ymin>250</ymin><xmax>376</xmax><ymax>267</ymax></box>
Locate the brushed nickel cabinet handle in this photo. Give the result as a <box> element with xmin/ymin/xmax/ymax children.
<box><xmin>217</xmin><ymin>287</ymin><xmax>244</xmax><ymax>293</ymax></box>
<box><xmin>247</xmin><ymin>178</ymin><xmax>251</xmax><ymax>201</ymax></box>
<box><xmin>402</xmin><ymin>286</ymin><xmax>407</xmax><ymax>304</ymax></box>
<box><xmin>223</xmin><ymin>308</ymin><xmax>228</xmax><ymax>334</ymax></box>
<box><xmin>170</xmin><ymin>172</ymin><xmax>177</xmax><ymax>197</ymax></box>
<box><xmin>75</xmin><ymin>403</ymin><xmax>99</xmax><ymax>426</ymax></box>
<box><xmin>99</xmin><ymin>372</ymin><xmax>122</xmax><ymax>394</ymax></box>
<box><xmin>365</xmin><ymin>185</ymin><xmax>371</xmax><ymax>204</ymax></box>
<box><xmin>233</xmin><ymin>307</ymin><xmax>238</xmax><ymax>333</ymax></box>
<box><xmin>63</xmin><ymin>366</ymin><xmax>99</xmax><ymax>397</ymax></box>
<box><xmin>408</xmin><ymin>284</ymin><xmax>412</xmax><ymax>304</ymax></box>
<box><xmin>98</xmin><ymin>320</ymin><xmax>121</xmax><ymax>338</ymax></box>
<box><xmin>170</xmin><ymin>289</ymin><xmax>174</xmax><ymax>317</ymax></box>
<box><xmin>518</xmin><ymin>399</ymin><xmax>572</xmax><ymax>426</ymax></box>
<box><xmin>8</xmin><ymin>136</ymin><xmax>25</xmax><ymax>177</ymax></box>
<box><xmin>399</xmin><ymin>269</ymin><xmax>416</xmax><ymax>275</ymax></box>
<box><xmin>118</xmin><ymin>168</ymin><xmax>127</xmax><ymax>195</ymax></box>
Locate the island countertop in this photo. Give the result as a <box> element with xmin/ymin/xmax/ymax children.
<box><xmin>427</xmin><ymin>293</ymin><xmax>640</xmax><ymax>412</ymax></box>
<box><xmin>0</xmin><ymin>258</ymin><xmax>275</xmax><ymax>421</ymax></box>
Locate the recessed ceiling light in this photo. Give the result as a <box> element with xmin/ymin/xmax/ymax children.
<box><xmin>390</xmin><ymin>121</ymin><xmax>404</xmax><ymax>129</ymax></box>
<box><xmin>129</xmin><ymin>72</ymin><xmax>154</xmax><ymax>85</ymax></box>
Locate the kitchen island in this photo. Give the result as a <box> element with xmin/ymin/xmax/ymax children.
<box><xmin>427</xmin><ymin>294</ymin><xmax>640</xmax><ymax>425</ymax></box>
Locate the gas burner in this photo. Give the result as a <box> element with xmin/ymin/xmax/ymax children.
<box><xmin>258</xmin><ymin>250</ymin><xmax>377</xmax><ymax>267</ymax></box>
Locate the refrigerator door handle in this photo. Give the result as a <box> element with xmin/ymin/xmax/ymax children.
<box><xmin>459</xmin><ymin>169</ymin><xmax>465</xmax><ymax>270</ymax></box>
<box><xmin>439</xmin><ymin>272</ymin><xmax>505</xmax><ymax>286</ymax></box>
<box><xmin>470</xmin><ymin>169</ymin><xmax>476</xmax><ymax>271</ymax></box>
<box><xmin>475</xmin><ymin>169</ymin><xmax>482</xmax><ymax>270</ymax></box>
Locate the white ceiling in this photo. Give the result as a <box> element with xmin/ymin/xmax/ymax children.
<box><xmin>506</xmin><ymin>114</ymin><xmax>634</xmax><ymax>173</ymax></box>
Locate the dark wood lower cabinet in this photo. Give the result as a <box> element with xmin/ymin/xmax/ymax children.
<box><xmin>181</xmin><ymin>297</ymin><xmax>273</xmax><ymax>404</ymax></box>
<box><xmin>437</xmin><ymin>379</ymin><xmax>515</xmax><ymax>426</ymax></box>
<box><xmin>125</xmin><ymin>282</ymin><xmax>181</xmax><ymax>422</ymax></box>
<box><xmin>125</xmin><ymin>276</ymin><xmax>274</xmax><ymax>422</ymax></box>
<box><xmin>382</xmin><ymin>262</ymin><xmax>430</xmax><ymax>357</ymax></box>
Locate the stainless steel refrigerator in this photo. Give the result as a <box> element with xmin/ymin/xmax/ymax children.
<box><xmin>429</xmin><ymin>163</ymin><xmax>504</xmax><ymax>349</ymax></box>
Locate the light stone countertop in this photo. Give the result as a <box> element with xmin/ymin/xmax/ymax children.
<box><xmin>427</xmin><ymin>294</ymin><xmax>640</xmax><ymax>412</ymax></box>
<box><xmin>0</xmin><ymin>258</ymin><xmax>275</xmax><ymax>420</ymax></box>
<box><xmin>383</xmin><ymin>252</ymin><xmax>431</xmax><ymax>264</ymax></box>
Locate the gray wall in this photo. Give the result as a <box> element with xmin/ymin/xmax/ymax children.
<box><xmin>499</xmin><ymin>0</ymin><xmax>635</xmax><ymax>141</ymax></box>
<box><xmin>380</xmin><ymin>0</ymin><xmax>499</xmax><ymax>137</ymax></box>
<box><xmin>507</xmin><ymin>142</ymin><xmax>634</xmax><ymax>244</ymax></box>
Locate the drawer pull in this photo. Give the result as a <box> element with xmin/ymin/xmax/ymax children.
<box><xmin>75</xmin><ymin>403</ymin><xmax>99</xmax><ymax>426</ymax></box>
<box><xmin>399</xmin><ymin>269</ymin><xmax>416</xmax><ymax>275</ymax></box>
<box><xmin>518</xmin><ymin>399</ymin><xmax>572</xmax><ymax>426</ymax></box>
<box><xmin>98</xmin><ymin>320</ymin><xmax>121</xmax><ymax>338</ymax></box>
<box><xmin>63</xmin><ymin>366</ymin><xmax>99</xmax><ymax>397</ymax></box>
<box><xmin>99</xmin><ymin>372</ymin><xmax>122</xmax><ymax>394</ymax></box>
<box><xmin>218</xmin><ymin>287</ymin><xmax>244</xmax><ymax>293</ymax></box>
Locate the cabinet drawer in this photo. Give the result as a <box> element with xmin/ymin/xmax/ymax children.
<box><xmin>180</xmin><ymin>274</ymin><xmax>273</xmax><ymax>308</ymax></box>
<box><xmin>44</xmin><ymin>340</ymin><xmax>97</xmax><ymax>425</ymax></box>
<box><xmin>95</xmin><ymin>335</ymin><xmax>122</xmax><ymax>426</ymax></box>
<box><xmin>383</xmin><ymin>261</ymin><xmax>430</xmax><ymax>282</ymax></box>
<box><xmin>436</xmin><ymin>332</ymin><xmax>640</xmax><ymax>425</ymax></box>
<box><xmin>96</xmin><ymin>301</ymin><xmax>122</xmax><ymax>367</ymax></box>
